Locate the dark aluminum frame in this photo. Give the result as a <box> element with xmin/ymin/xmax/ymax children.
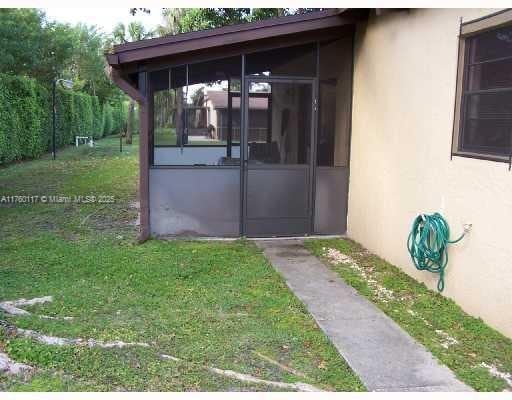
<box><xmin>107</xmin><ymin>10</ymin><xmax>360</xmax><ymax>239</ymax></box>
<box><xmin>242</xmin><ymin>76</ymin><xmax>318</xmax><ymax>237</ymax></box>
<box><xmin>149</xmin><ymin>46</ymin><xmax>320</xmax><ymax>237</ymax></box>
<box><xmin>146</xmin><ymin>40</ymin><xmax>352</xmax><ymax>237</ymax></box>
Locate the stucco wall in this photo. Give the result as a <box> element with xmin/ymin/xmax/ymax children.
<box><xmin>349</xmin><ymin>8</ymin><xmax>512</xmax><ymax>338</ymax></box>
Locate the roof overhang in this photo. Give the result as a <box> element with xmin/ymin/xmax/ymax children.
<box><xmin>106</xmin><ymin>9</ymin><xmax>367</xmax><ymax>69</ymax></box>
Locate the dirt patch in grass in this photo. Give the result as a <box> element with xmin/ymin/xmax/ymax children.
<box><xmin>305</xmin><ymin>238</ymin><xmax>512</xmax><ymax>392</ymax></box>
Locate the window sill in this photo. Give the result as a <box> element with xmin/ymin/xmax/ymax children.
<box><xmin>451</xmin><ymin>151</ymin><xmax>511</xmax><ymax>164</ymax></box>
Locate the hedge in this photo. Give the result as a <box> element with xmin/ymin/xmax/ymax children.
<box><xmin>0</xmin><ymin>73</ymin><xmax>127</xmax><ymax>165</ymax></box>
<box><xmin>101</xmin><ymin>102</ymin><xmax>113</xmax><ymax>136</ymax></box>
<box><xmin>91</xmin><ymin>96</ymin><xmax>102</xmax><ymax>139</ymax></box>
<box><xmin>101</xmin><ymin>100</ymin><xmax>127</xmax><ymax>137</ymax></box>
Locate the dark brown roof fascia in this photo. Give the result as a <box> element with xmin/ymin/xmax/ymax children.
<box><xmin>108</xmin><ymin>9</ymin><xmax>361</xmax><ymax>66</ymax></box>
<box><xmin>113</xmin><ymin>9</ymin><xmax>345</xmax><ymax>53</ymax></box>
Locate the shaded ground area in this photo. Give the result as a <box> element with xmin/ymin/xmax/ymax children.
<box><xmin>305</xmin><ymin>238</ymin><xmax>512</xmax><ymax>392</ymax></box>
<box><xmin>0</xmin><ymin>137</ymin><xmax>363</xmax><ymax>391</ymax></box>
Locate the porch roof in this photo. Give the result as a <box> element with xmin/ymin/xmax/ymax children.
<box><xmin>106</xmin><ymin>9</ymin><xmax>366</xmax><ymax>68</ymax></box>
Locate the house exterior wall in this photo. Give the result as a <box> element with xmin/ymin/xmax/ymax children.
<box><xmin>349</xmin><ymin>8</ymin><xmax>512</xmax><ymax>338</ymax></box>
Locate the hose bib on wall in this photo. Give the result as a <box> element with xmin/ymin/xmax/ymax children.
<box><xmin>407</xmin><ymin>212</ymin><xmax>470</xmax><ymax>292</ymax></box>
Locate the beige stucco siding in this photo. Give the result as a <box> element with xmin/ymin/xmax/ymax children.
<box><xmin>349</xmin><ymin>8</ymin><xmax>512</xmax><ymax>337</ymax></box>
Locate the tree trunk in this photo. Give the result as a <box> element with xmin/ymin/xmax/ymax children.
<box><xmin>126</xmin><ymin>100</ymin><xmax>134</xmax><ymax>144</ymax></box>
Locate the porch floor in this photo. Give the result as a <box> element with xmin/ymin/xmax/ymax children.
<box><xmin>256</xmin><ymin>239</ymin><xmax>472</xmax><ymax>392</ymax></box>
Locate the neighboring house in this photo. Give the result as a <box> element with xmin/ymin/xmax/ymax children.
<box><xmin>107</xmin><ymin>9</ymin><xmax>512</xmax><ymax>338</ymax></box>
<box><xmin>204</xmin><ymin>90</ymin><xmax>269</xmax><ymax>142</ymax></box>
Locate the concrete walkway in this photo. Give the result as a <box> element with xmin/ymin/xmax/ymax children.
<box><xmin>256</xmin><ymin>239</ymin><xmax>471</xmax><ymax>392</ymax></box>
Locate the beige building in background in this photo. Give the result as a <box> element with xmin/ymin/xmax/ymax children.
<box><xmin>349</xmin><ymin>8</ymin><xmax>512</xmax><ymax>337</ymax></box>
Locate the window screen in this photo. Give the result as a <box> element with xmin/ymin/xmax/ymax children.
<box><xmin>247</xmin><ymin>81</ymin><xmax>312</xmax><ymax>165</ymax></box>
<box><xmin>317</xmin><ymin>37</ymin><xmax>352</xmax><ymax>167</ymax></box>
<box><xmin>151</xmin><ymin>56</ymin><xmax>242</xmax><ymax>166</ymax></box>
<box><xmin>152</xmin><ymin>65</ymin><xmax>186</xmax><ymax>147</ymax></box>
<box><xmin>245</xmin><ymin>43</ymin><xmax>317</xmax><ymax>77</ymax></box>
<box><xmin>459</xmin><ymin>25</ymin><xmax>512</xmax><ymax>157</ymax></box>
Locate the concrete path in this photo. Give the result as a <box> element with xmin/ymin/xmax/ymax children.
<box><xmin>256</xmin><ymin>239</ymin><xmax>472</xmax><ymax>392</ymax></box>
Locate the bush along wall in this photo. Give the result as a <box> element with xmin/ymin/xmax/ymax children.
<box><xmin>0</xmin><ymin>73</ymin><xmax>128</xmax><ymax>165</ymax></box>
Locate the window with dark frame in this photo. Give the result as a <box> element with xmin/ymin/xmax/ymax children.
<box><xmin>149</xmin><ymin>39</ymin><xmax>349</xmax><ymax>167</ymax></box>
<box><xmin>246</xmin><ymin>81</ymin><xmax>312</xmax><ymax>165</ymax></box>
<box><xmin>151</xmin><ymin>56</ymin><xmax>242</xmax><ymax>166</ymax></box>
<box><xmin>457</xmin><ymin>22</ymin><xmax>512</xmax><ymax>158</ymax></box>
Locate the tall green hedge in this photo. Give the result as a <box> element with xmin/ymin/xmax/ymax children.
<box><xmin>0</xmin><ymin>74</ymin><xmax>51</xmax><ymax>163</ymax></box>
<box><xmin>0</xmin><ymin>76</ymin><xmax>22</xmax><ymax>163</ymax></box>
<box><xmin>0</xmin><ymin>73</ymin><xmax>127</xmax><ymax>165</ymax></box>
<box><xmin>101</xmin><ymin>103</ymin><xmax>113</xmax><ymax>136</ymax></box>
<box><xmin>101</xmin><ymin>99</ymin><xmax>127</xmax><ymax>137</ymax></box>
<box><xmin>91</xmin><ymin>96</ymin><xmax>102</xmax><ymax>139</ymax></box>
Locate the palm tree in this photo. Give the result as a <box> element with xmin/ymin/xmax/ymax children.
<box><xmin>111</xmin><ymin>21</ymin><xmax>153</xmax><ymax>144</ymax></box>
<box><xmin>157</xmin><ymin>9</ymin><xmax>187</xmax><ymax>36</ymax></box>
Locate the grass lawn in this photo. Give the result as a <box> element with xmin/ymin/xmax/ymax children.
<box><xmin>0</xmin><ymin>137</ymin><xmax>364</xmax><ymax>391</ymax></box>
<box><xmin>305</xmin><ymin>239</ymin><xmax>512</xmax><ymax>392</ymax></box>
<box><xmin>154</xmin><ymin>127</ymin><xmax>227</xmax><ymax>146</ymax></box>
<box><xmin>155</xmin><ymin>127</ymin><xmax>177</xmax><ymax>146</ymax></box>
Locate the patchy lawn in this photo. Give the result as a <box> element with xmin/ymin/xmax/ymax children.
<box><xmin>0</xmin><ymin>137</ymin><xmax>363</xmax><ymax>391</ymax></box>
<box><xmin>305</xmin><ymin>238</ymin><xmax>512</xmax><ymax>392</ymax></box>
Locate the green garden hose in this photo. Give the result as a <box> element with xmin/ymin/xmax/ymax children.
<box><xmin>407</xmin><ymin>212</ymin><xmax>466</xmax><ymax>292</ymax></box>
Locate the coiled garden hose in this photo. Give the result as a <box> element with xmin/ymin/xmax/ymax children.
<box><xmin>407</xmin><ymin>212</ymin><xmax>467</xmax><ymax>292</ymax></box>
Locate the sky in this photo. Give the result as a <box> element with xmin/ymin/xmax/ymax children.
<box><xmin>43</xmin><ymin>7</ymin><xmax>163</xmax><ymax>36</ymax></box>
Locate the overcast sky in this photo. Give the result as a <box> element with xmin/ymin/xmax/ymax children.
<box><xmin>43</xmin><ymin>7</ymin><xmax>163</xmax><ymax>36</ymax></box>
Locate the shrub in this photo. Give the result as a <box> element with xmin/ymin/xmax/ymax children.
<box><xmin>91</xmin><ymin>96</ymin><xmax>102</xmax><ymax>139</ymax></box>
<box><xmin>78</xmin><ymin>93</ymin><xmax>93</xmax><ymax>137</ymax></box>
<box><xmin>108</xmin><ymin>99</ymin><xmax>127</xmax><ymax>136</ymax></box>
<box><xmin>0</xmin><ymin>73</ymin><xmax>129</xmax><ymax>165</ymax></box>
<box><xmin>11</xmin><ymin>77</ymin><xmax>44</xmax><ymax>159</ymax></box>
<box><xmin>0</xmin><ymin>74</ymin><xmax>50</xmax><ymax>163</ymax></box>
<box><xmin>102</xmin><ymin>102</ymin><xmax>113</xmax><ymax>136</ymax></box>
<box><xmin>0</xmin><ymin>76</ymin><xmax>22</xmax><ymax>163</ymax></box>
<box><xmin>55</xmin><ymin>86</ymin><xmax>75</xmax><ymax>147</ymax></box>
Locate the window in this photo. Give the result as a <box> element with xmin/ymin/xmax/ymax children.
<box><xmin>151</xmin><ymin>56</ymin><xmax>242</xmax><ymax>166</ymax></box>
<box><xmin>247</xmin><ymin>81</ymin><xmax>312</xmax><ymax>165</ymax></box>
<box><xmin>453</xmin><ymin>10</ymin><xmax>512</xmax><ymax>160</ymax></box>
<box><xmin>152</xmin><ymin>65</ymin><xmax>187</xmax><ymax>147</ymax></box>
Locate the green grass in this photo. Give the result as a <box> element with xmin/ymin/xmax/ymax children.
<box><xmin>155</xmin><ymin>127</ymin><xmax>177</xmax><ymax>146</ymax></box>
<box><xmin>154</xmin><ymin>127</ymin><xmax>227</xmax><ymax>146</ymax></box>
<box><xmin>0</xmin><ymin>136</ymin><xmax>363</xmax><ymax>391</ymax></box>
<box><xmin>305</xmin><ymin>238</ymin><xmax>512</xmax><ymax>392</ymax></box>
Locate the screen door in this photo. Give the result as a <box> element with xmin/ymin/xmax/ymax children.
<box><xmin>242</xmin><ymin>78</ymin><xmax>315</xmax><ymax>236</ymax></box>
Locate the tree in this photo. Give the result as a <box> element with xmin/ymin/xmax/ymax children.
<box><xmin>157</xmin><ymin>8</ymin><xmax>322</xmax><ymax>35</ymax></box>
<box><xmin>0</xmin><ymin>9</ymin><xmax>121</xmax><ymax>104</ymax></box>
<box><xmin>157</xmin><ymin>8</ymin><xmax>291</xmax><ymax>35</ymax></box>
<box><xmin>110</xmin><ymin>21</ymin><xmax>154</xmax><ymax>144</ymax></box>
<box><xmin>0</xmin><ymin>9</ymin><xmax>76</xmax><ymax>83</ymax></box>
<box><xmin>112</xmin><ymin>21</ymin><xmax>153</xmax><ymax>44</ymax></box>
<box><xmin>68</xmin><ymin>24</ymin><xmax>118</xmax><ymax>103</ymax></box>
